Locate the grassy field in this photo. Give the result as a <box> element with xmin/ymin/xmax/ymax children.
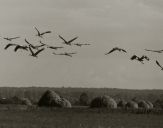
<box><xmin>0</xmin><ymin>108</ymin><xmax>163</xmax><ymax>128</ymax></box>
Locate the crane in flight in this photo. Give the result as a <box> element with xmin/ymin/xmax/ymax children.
<box><xmin>2</xmin><ymin>36</ymin><xmax>20</xmax><ymax>41</ymax></box>
<box><xmin>53</xmin><ymin>52</ymin><xmax>77</xmax><ymax>57</ymax></box>
<box><xmin>28</xmin><ymin>46</ymin><xmax>45</xmax><ymax>58</ymax></box>
<box><xmin>73</xmin><ymin>43</ymin><xmax>91</xmax><ymax>47</ymax></box>
<box><xmin>130</xmin><ymin>55</ymin><xmax>150</xmax><ymax>64</ymax></box>
<box><xmin>144</xmin><ymin>49</ymin><xmax>163</xmax><ymax>53</ymax></box>
<box><xmin>34</xmin><ymin>27</ymin><xmax>51</xmax><ymax>38</ymax></box>
<box><xmin>58</xmin><ymin>35</ymin><xmax>78</xmax><ymax>45</ymax></box>
<box><xmin>105</xmin><ymin>47</ymin><xmax>127</xmax><ymax>55</ymax></box>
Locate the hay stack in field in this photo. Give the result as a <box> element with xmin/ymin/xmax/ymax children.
<box><xmin>146</xmin><ymin>101</ymin><xmax>153</xmax><ymax>109</ymax></box>
<box><xmin>118</xmin><ymin>100</ymin><xmax>127</xmax><ymax>108</ymax></box>
<box><xmin>38</xmin><ymin>90</ymin><xmax>61</xmax><ymax>107</ymax></box>
<box><xmin>125</xmin><ymin>101</ymin><xmax>138</xmax><ymax>109</ymax></box>
<box><xmin>90</xmin><ymin>95</ymin><xmax>117</xmax><ymax>109</ymax></box>
<box><xmin>38</xmin><ymin>90</ymin><xmax>72</xmax><ymax>108</ymax></box>
<box><xmin>138</xmin><ymin>100</ymin><xmax>150</xmax><ymax>109</ymax></box>
<box><xmin>90</xmin><ymin>96</ymin><xmax>103</xmax><ymax>108</ymax></box>
<box><xmin>102</xmin><ymin>95</ymin><xmax>117</xmax><ymax>109</ymax></box>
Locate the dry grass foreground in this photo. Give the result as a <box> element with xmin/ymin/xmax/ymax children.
<box><xmin>0</xmin><ymin>108</ymin><xmax>163</xmax><ymax>128</ymax></box>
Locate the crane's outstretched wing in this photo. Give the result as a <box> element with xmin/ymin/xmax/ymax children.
<box><xmin>41</xmin><ymin>31</ymin><xmax>51</xmax><ymax>35</ymax></box>
<box><xmin>58</xmin><ymin>35</ymin><xmax>67</xmax><ymax>43</ymax></box>
<box><xmin>156</xmin><ymin>60</ymin><xmax>163</xmax><ymax>69</ymax></box>
<box><xmin>68</xmin><ymin>37</ymin><xmax>78</xmax><ymax>44</ymax></box>
<box><xmin>10</xmin><ymin>37</ymin><xmax>20</xmax><ymax>40</ymax></box>
<box><xmin>35</xmin><ymin>48</ymin><xmax>45</xmax><ymax>56</ymax></box>
<box><xmin>105</xmin><ymin>48</ymin><xmax>116</xmax><ymax>55</ymax></box>
<box><xmin>34</xmin><ymin>27</ymin><xmax>40</xmax><ymax>35</ymax></box>
<box><xmin>121</xmin><ymin>49</ymin><xmax>127</xmax><ymax>53</ymax></box>
<box><xmin>130</xmin><ymin>55</ymin><xmax>138</xmax><ymax>60</ymax></box>
<box><xmin>4</xmin><ymin>44</ymin><xmax>16</xmax><ymax>50</ymax></box>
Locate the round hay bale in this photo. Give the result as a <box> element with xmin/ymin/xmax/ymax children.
<box><xmin>125</xmin><ymin>101</ymin><xmax>138</xmax><ymax>109</ymax></box>
<box><xmin>138</xmin><ymin>100</ymin><xmax>150</xmax><ymax>109</ymax></box>
<box><xmin>146</xmin><ymin>101</ymin><xmax>153</xmax><ymax>109</ymax></box>
<box><xmin>118</xmin><ymin>100</ymin><xmax>127</xmax><ymax>108</ymax></box>
<box><xmin>21</xmin><ymin>98</ymin><xmax>32</xmax><ymax>106</ymax></box>
<box><xmin>102</xmin><ymin>95</ymin><xmax>117</xmax><ymax>109</ymax></box>
<box><xmin>90</xmin><ymin>95</ymin><xmax>117</xmax><ymax>109</ymax></box>
<box><xmin>38</xmin><ymin>90</ymin><xmax>61</xmax><ymax>107</ymax></box>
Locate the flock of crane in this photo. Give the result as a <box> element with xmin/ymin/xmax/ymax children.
<box><xmin>105</xmin><ymin>47</ymin><xmax>163</xmax><ymax>71</ymax></box>
<box><xmin>1</xmin><ymin>27</ymin><xmax>91</xmax><ymax>58</ymax></box>
<box><xmin>1</xmin><ymin>27</ymin><xmax>163</xmax><ymax>71</ymax></box>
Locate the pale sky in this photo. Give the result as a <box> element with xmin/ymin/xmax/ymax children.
<box><xmin>0</xmin><ymin>0</ymin><xmax>163</xmax><ymax>89</ymax></box>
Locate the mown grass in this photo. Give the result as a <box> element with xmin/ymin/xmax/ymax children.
<box><xmin>0</xmin><ymin>108</ymin><xmax>163</xmax><ymax>128</ymax></box>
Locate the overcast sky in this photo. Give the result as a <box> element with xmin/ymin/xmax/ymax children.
<box><xmin>0</xmin><ymin>0</ymin><xmax>163</xmax><ymax>89</ymax></box>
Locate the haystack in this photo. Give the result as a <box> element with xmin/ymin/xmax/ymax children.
<box><xmin>90</xmin><ymin>95</ymin><xmax>117</xmax><ymax>109</ymax></box>
<box><xmin>118</xmin><ymin>100</ymin><xmax>127</xmax><ymax>108</ymax></box>
<box><xmin>138</xmin><ymin>100</ymin><xmax>150</xmax><ymax>109</ymax></box>
<box><xmin>38</xmin><ymin>90</ymin><xmax>61</xmax><ymax>107</ymax></box>
<box><xmin>125</xmin><ymin>101</ymin><xmax>138</xmax><ymax>109</ymax></box>
<box><xmin>38</xmin><ymin>90</ymin><xmax>72</xmax><ymax>108</ymax></box>
<box><xmin>90</xmin><ymin>96</ymin><xmax>103</xmax><ymax>108</ymax></box>
<box><xmin>102</xmin><ymin>95</ymin><xmax>117</xmax><ymax>109</ymax></box>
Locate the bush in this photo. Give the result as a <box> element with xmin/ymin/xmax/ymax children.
<box><xmin>79</xmin><ymin>92</ymin><xmax>89</xmax><ymax>106</ymax></box>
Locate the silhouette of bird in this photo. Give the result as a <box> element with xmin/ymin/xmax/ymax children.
<box><xmin>130</xmin><ymin>55</ymin><xmax>149</xmax><ymax>64</ymax></box>
<box><xmin>47</xmin><ymin>46</ymin><xmax>64</xmax><ymax>50</ymax></box>
<box><xmin>105</xmin><ymin>47</ymin><xmax>127</xmax><ymax>55</ymax></box>
<box><xmin>145</xmin><ymin>49</ymin><xmax>163</xmax><ymax>53</ymax></box>
<box><xmin>58</xmin><ymin>35</ymin><xmax>78</xmax><ymax>45</ymax></box>
<box><xmin>130</xmin><ymin>55</ymin><xmax>144</xmax><ymax>64</ymax></box>
<box><xmin>53</xmin><ymin>52</ymin><xmax>77</xmax><ymax>57</ymax></box>
<box><xmin>156</xmin><ymin>60</ymin><xmax>163</xmax><ymax>70</ymax></box>
<box><xmin>2</xmin><ymin>37</ymin><xmax>20</xmax><ymax>41</ymax></box>
<box><xmin>34</xmin><ymin>27</ymin><xmax>51</xmax><ymax>38</ymax></box>
<box><xmin>4</xmin><ymin>43</ymin><xmax>18</xmax><ymax>50</ymax></box>
<box><xmin>73</xmin><ymin>43</ymin><xmax>91</xmax><ymax>47</ymax></box>
<box><xmin>14</xmin><ymin>45</ymin><xmax>28</xmax><ymax>52</ymax></box>
<box><xmin>28</xmin><ymin>46</ymin><xmax>45</xmax><ymax>57</ymax></box>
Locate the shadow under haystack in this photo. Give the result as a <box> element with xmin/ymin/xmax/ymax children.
<box><xmin>38</xmin><ymin>90</ymin><xmax>71</xmax><ymax>108</ymax></box>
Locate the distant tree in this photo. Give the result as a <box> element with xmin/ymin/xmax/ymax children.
<box><xmin>79</xmin><ymin>92</ymin><xmax>89</xmax><ymax>106</ymax></box>
<box><xmin>154</xmin><ymin>99</ymin><xmax>163</xmax><ymax>109</ymax></box>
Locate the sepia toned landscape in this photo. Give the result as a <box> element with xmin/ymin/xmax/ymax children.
<box><xmin>1</xmin><ymin>0</ymin><xmax>163</xmax><ymax>128</ymax></box>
